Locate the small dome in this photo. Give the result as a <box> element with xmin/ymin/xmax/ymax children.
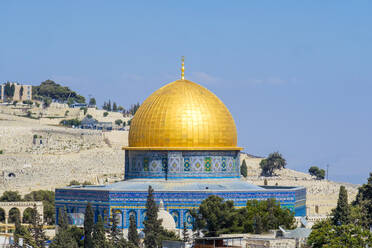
<box><xmin>127</xmin><ymin>79</ymin><xmax>240</xmax><ymax>150</ymax></box>
<box><xmin>158</xmin><ymin>200</ymin><xmax>176</xmax><ymax>231</ymax></box>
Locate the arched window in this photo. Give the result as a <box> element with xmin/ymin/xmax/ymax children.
<box><xmin>171</xmin><ymin>211</ymin><xmax>180</xmax><ymax>228</ymax></box>
<box><xmin>0</xmin><ymin>208</ymin><xmax>5</xmax><ymax>223</ymax></box>
<box><xmin>128</xmin><ymin>210</ymin><xmax>137</xmax><ymax>228</ymax></box>
<box><xmin>112</xmin><ymin>210</ymin><xmax>123</xmax><ymax>227</ymax></box>
<box><xmin>22</xmin><ymin>207</ymin><xmax>36</xmax><ymax>224</ymax></box>
<box><xmin>184</xmin><ymin>211</ymin><xmax>193</xmax><ymax>228</ymax></box>
<box><xmin>8</xmin><ymin>208</ymin><xmax>21</xmax><ymax>223</ymax></box>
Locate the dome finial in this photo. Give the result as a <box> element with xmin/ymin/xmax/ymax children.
<box><xmin>181</xmin><ymin>56</ymin><xmax>185</xmax><ymax>80</ymax></box>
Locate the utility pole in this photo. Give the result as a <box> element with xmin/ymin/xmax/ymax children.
<box><xmin>326</xmin><ymin>164</ymin><xmax>330</xmax><ymax>181</ymax></box>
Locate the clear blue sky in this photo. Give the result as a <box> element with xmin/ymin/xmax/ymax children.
<box><xmin>1</xmin><ymin>1</ymin><xmax>371</xmax><ymax>184</ymax></box>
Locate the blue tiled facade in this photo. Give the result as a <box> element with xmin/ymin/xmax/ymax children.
<box><xmin>125</xmin><ymin>151</ymin><xmax>240</xmax><ymax>179</ymax></box>
<box><xmin>55</xmin><ymin>150</ymin><xmax>306</xmax><ymax>230</ymax></box>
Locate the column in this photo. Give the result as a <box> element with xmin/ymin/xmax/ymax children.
<box><xmin>5</xmin><ymin>212</ymin><xmax>8</xmax><ymax>234</ymax></box>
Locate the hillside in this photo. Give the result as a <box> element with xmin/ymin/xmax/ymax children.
<box><xmin>241</xmin><ymin>153</ymin><xmax>359</xmax><ymax>216</ymax></box>
<box><xmin>0</xmin><ymin>112</ymin><xmax>360</xmax><ymax>217</ymax></box>
<box><xmin>0</xmin><ymin>113</ymin><xmax>127</xmax><ymax>194</ymax></box>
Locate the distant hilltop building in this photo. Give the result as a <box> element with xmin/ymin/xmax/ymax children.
<box><xmin>55</xmin><ymin>58</ymin><xmax>306</xmax><ymax>235</ymax></box>
<box><xmin>0</xmin><ymin>82</ymin><xmax>32</xmax><ymax>103</ymax></box>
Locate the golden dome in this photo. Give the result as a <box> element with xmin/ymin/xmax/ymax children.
<box><xmin>126</xmin><ymin>79</ymin><xmax>241</xmax><ymax>150</ymax></box>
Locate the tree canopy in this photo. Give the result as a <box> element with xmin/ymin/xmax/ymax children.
<box><xmin>191</xmin><ymin>195</ymin><xmax>295</xmax><ymax>236</ymax></box>
<box><xmin>260</xmin><ymin>152</ymin><xmax>286</xmax><ymax>176</ymax></box>
<box><xmin>308</xmin><ymin>173</ymin><xmax>372</xmax><ymax>247</ymax></box>
<box><xmin>332</xmin><ymin>185</ymin><xmax>351</xmax><ymax>226</ymax></box>
<box><xmin>33</xmin><ymin>80</ymin><xmax>85</xmax><ymax>104</ymax></box>
<box><xmin>308</xmin><ymin>166</ymin><xmax>325</xmax><ymax>180</ymax></box>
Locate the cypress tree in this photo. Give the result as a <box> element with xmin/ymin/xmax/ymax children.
<box><xmin>182</xmin><ymin>221</ymin><xmax>189</xmax><ymax>243</ymax></box>
<box><xmin>84</xmin><ymin>203</ymin><xmax>94</xmax><ymax>248</ymax></box>
<box><xmin>51</xmin><ymin>208</ymin><xmax>78</xmax><ymax>248</ymax></box>
<box><xmin>30</xmin><ymin>203</ymin><xmax>47</xmax><ymax>248</ymax></box>
<box><xmin>128</xmin><ymin>215</ymin><xmax>139</xmax><ymax>246</ymax></box>
<box><xmin>144</xmin><ymin>186</ymin><xmax>162</xmax><ymax>248</ymax></box>
<box><xmin>254</xmin><ymin>215</ymin><xmax>263</xmax><ymax>234</ymax></box>
<box><xmin>241</xmin><ymin>160</ymin><xmax>248</xmax><ymax>177</ymax></box>
<box><xmin>92</xmin><ymin>215</ymin><xmax>108</xmax><ymax>248</ymax></box>
<box><xmin>332</xmin><ymin>186</ymin><xmax>351</xmax><ymax>225</ymax></box>
<box><xmin>109</xmin><ymin>214</ymin><xmax>122</xmax><ymax>245</ymax></box>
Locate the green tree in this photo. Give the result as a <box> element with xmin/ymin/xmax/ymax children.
<box><xmin>93</xmin><ymin>215</ymin><xmax>109</xmax><ymax>248</ymax></box>
<box><xmin>10</xmin><ymin>84</ymin><xmax>15</xmax><ymax>98</ymax></box>
<box><xmin>24</xmin><ymin>190</ymin><xmax>55</xmax><ymax>225</ymax></box>
<box><xmin>20</xmin><ymin>86</ymin><xmax>24</xmax><ymax>98</ymax></box>
<box><xmin>241</xmin><ymin>160</ymin><xmax>248</xmax><ymax>177</ymax></box>
<box><xmin>128</xmin><ymin>103</ymin><xmax>140</xmax><ymax>115</ymax></box>
<box><xmin>108</xmin><ymin>213</ymin><xmax>124</xmax><ymax>246</ymax></box>
<box><xmin>84</xmin><ymin>203</ymin><xmax>94</xmax><ymax>248</ymax></box>
<box><xmin>353</xmin><ymin>172</ymin><xmax>372</xmax><ymax>228</ymax></box>
<box><xmin>33</xmin><ymin>80</ymin><xmax>85</xmax><ymax>103</ymax></box>
<box><xmin>89</xmin><ymin>98</ymin><xmax>96</xmax><ymax>106</ymax></box>
<box><xmin>332</xmin><ymin>186</ymin><xmax>351</xmax><ymax>225</ymax></box>
<box><xmin>29</xmin><ymin>204</ymin><xmax>47</xmax><ymax>248</ymax></box>
<box><xmin>192</xmin><ymin>197</ymin><xmax>295</xmax><ymax>236</ymax></box>
<box><xmin>67</xmin><ymin>98</ymin><xmax>74</xmax><ymax>106</ymax></box>
<box><xmin>43</xmin><ymin>96</ymin><xmax>52</xmax><ymax>108</ymax></box>
<box><xmin>308</xmin><ymin>220</ymin><xmax>372</xmax><ymax>248</ymax></box>
<box><xmin>14</xmin><ymin>218</ymin><xmax>36</xmax><ymax>247</ymax></box>
<box><xmin>192</xmin><ymin>195</ymin><xmax>236</xmax><ymax>237</ymax></box>
<box><xmin>182</xmin><ymin>221</ymin><xmax>189</xmax><ymax>243</ymax></box>
<box><xmin>50</xmin><ymin>208</ymin><xmax>78</xmax><ymax>248</ymax></box>
<box><xmin>108</xmin><ymin>100</ymin><xmax>112</xmax><ymax>111</ymax></box>
<box><xmin>128</xmin><ymin>214</ymin><xmax>139</xmax><ymax>247</ymax></box>
<box><xmin>115</xmin><ymin>119</ymin><xmax>123</xmax><ymax>126</ymax></box>
<box><xmin>0</xmin><ymin>191</ymin><xmax>22</xmax><ymax>201</ymax></box>
<box><xmin>308</xmin><ymin>166</ymin><xmax>325</xmax><ymax>180</ymax></box>
<box><xmin>68</xmin><ymin>180</ymin><xmax>80</xmax><ymax>186</ymax></box>
<box><xmin>144</xmin><ymin>186</ymin><xmax>162</xmax><ymax>248</ymax></box>
<box><xmin>253</xmin><ymin>215</ymin><xmax>263</xmax><ymax>234</ymax></box>
<box><xmin>103</xmin><ymin>112</ymin><xmax>109</xmax><ymax>117</ymax></box>
<box><xmin>113</xmin><ymin>102</ymin><xmax>118</xmax><ymax>112</ymax></box>
<box><xmin>260</xmin><ymin>152</ymin><xmax>286</xmax><ymax>176</ymax></box>
<box><xmin>4</xmin><ymin>82</ymin><xmax>12</xmax><ymax>99</ymax></box>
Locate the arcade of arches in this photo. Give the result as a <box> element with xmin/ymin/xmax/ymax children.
<box><xmin>0</xmin><ymin>202</ymin><xmax>43</xmax><ymax>233</ymax></box>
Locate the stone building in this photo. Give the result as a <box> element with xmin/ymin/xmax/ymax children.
<box><xmin>55</xmin><ymin>60</ymin><xmax>306</xmax><ymax>234</ymax></box>
<box><xmin>0</xmin><ymin>82</ymin><xmax>32</xmax><ymax>102</ymax></box>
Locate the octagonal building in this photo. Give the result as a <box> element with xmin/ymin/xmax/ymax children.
<box><xmin>55</xmin><ymin>61</ymin><xmax>306</xmax><ymax>234</ymax></box>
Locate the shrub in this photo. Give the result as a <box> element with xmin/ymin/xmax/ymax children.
<box><xmin>0</xmin><ymin>150</ymin><xmax>3</xmax><ymax>155</ymax></box>
<box><xmin>60</xmin><ymin>119</ymin><xmax>81</xmax><ymax>127</ymax></box>
<box><xmin>13</xmin><ymin>101</ymin><xmax>18</xmax><ymax>106</ymax></box>
<box><xmin>86</xmin><ymin>114</ymin><xmax>92</xmax><ymax>119</ymax></box>
<box><xmin>309</xmin><ymin>166</ymin><xmax>325</xmax><ymax>180</ymax></box>
<box><xmin>80</xmin><ymin>107</ymin><xmax>88</xmax><ymax>115</ymax></box>
<box><xmin>103</xmin><ymin>112</ymin><xmax>109</xmax><ymax>117</ymax></box>
<box><xmin>64</xmin><ymin>110</ymin><xmax>69</xmax><ymax>117</ymax></box>
<box><xmin>115</xmin><ymin>119</ymin><xmax>123</xmax><ymax>126</ymax></box>
<box><xmin>68</xmin><ymin>180</ymin><xmax>80</xmax><ymax>186</ymax></box>
<box><xmin>23</xmin><ymin>100</ymin><xmax>33</xmax><ymax>105</ymax></box>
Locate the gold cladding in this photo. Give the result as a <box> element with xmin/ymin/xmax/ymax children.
<box><xmin>127</xmin><ymin>79</ymin><xmax>240</xmax><ymax>150</ymax></box>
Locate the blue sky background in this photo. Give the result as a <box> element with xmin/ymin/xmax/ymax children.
<box><xmin>1</xmin><ymin>1</ymin><xmax>371</xmax><ymax>184</ymax></box>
